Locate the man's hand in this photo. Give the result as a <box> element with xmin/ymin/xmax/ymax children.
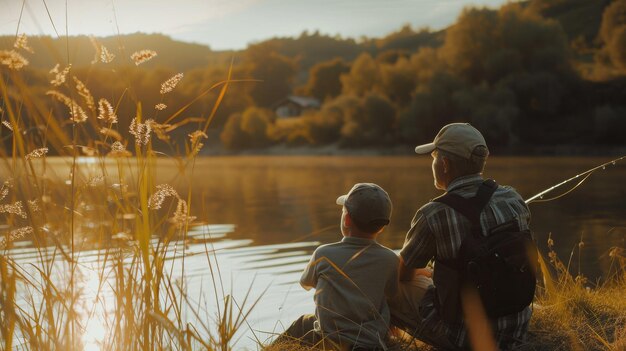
<box><xmin>399</xmin><ymin>255</ymin><xmax>433</xmax><ymax>281</ymax></box>
<box><xmin>414</xmin><ymin>267</ymin><xmax>433</xmax><ymax>278</ymax></box>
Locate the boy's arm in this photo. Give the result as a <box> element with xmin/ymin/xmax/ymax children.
<box><xmin>299</xmin><ymin>251</ymin><xmax>318</xmax><ymax>290</ymax></box>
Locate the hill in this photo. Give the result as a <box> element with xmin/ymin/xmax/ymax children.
<box><xmin>0</xmin><ymin>33</ymin><xmax>233</xmax><ymax>71</ymax></box>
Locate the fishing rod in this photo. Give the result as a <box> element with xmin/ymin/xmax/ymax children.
<box><xmin>525</xmin><ymin>155</ymin><xmax>626</xmax><ymax>204</ymax></box>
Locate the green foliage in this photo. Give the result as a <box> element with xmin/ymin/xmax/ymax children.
<box><xmin>220</xmin><ymin>113</ymin><xmax>247</xmax><ymax>150</ymax></box>
<box><xmin>244</xmin><ymin>44</ymin><xmax>297</xmax><ymax>108</ymax></box>
<box><xmin>340</xmin><ymin>53</ymin><xmax>381</xmax><ymax>96</ymax></box>
<box><xmin>398</xmin><ymin>72</ymin><xmax>465</xmax><ymax>143</ymax></box>
<box><xmin>259</xmin><ymin>31</ymin><xmax>363</xmax><ymax>73</ymax></box>
<box><xmin>304</xmin><ymin>106</ymin><xmax>344</xmax><ymax>144</ymax></box>
<box><xmin>380</xmin><ymin>57</ymin><xmax>417</xmax><ymax>106</ymax></box>
<box><xmin>593</xmin><ymin>104</ymin><xmax>626</xmax><ymax>144</ymax></box>
<box><xmin>599</xmin><ymin>0</ymin><xmax>626</xmax><ymax>72</ymax></box>
<box><xmin>441</xmin><ymin>5</ymin><xmax>571</xmax><ymax>84</ymax></box>
<box><xmin>304</xmin><ymin>58</ymin><xmax>350</xmax><ymax>101</ymax></box>
<box><xmin>337</xmin><ymin>94</ymin><xmax>396</xmax><ymax>146</ymax></box>
<box><xmin>374</xmin><ymin>25</ymin><xmax>443</xmax><ymax>52</ymax></box>
<box><xmin>528</xmin><ymin>0</ymin><xmax>611</xmax><ymax>45</ymax></box>
<box><xmin>600</xmin><ymin>0</ymin><xmax>626</xmax><ymax>44</ymax></box>
<box><xmin>220</xmin><ymin>107</ymin><xmax>274</xmax><ymax>149</ymax></box>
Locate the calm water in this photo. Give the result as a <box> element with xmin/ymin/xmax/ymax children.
<box><xmin>4</xmin><ymin>156</ymin><xmax>626</xmax><ymax>349</ymax></box>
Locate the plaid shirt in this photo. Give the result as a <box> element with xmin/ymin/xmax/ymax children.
<box><xmin>400</xmin><ymin>174</ymin><xmax>532</xmax><ymax>348</ymax></box>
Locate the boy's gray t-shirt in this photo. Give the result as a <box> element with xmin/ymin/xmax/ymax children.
<box><xmin>300</xmin><ymin>236</ymin><xmax>399</xmax><ymax>348</ymax></box>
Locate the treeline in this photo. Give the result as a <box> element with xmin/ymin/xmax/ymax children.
<box><xmin>221</xmin><ymin>0</ymin><xmax>626</xmax><ymax>151</ymax></box>
<box><xmin>1</xmin><ymin>0</ymin><xmax>625</xmax><ymax>155</ymax></box>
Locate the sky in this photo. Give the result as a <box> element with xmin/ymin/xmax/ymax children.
<box><xmin>0</xmin><ymin>0</ymin><xmax>515</xmax><ymax>50</ymax></box>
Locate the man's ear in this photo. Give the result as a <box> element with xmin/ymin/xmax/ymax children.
<box><xmin>441</xmin><ymin>155</ymin><xmax>450</xmax><ymax>174</ymax></box>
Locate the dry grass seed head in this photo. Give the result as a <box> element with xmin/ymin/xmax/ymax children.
<box><xmin>97</xmin><ymin>98</ymin><xmax>118</xmax><ymax>124</ymax></box>
<box><xmin>129</xmin><ymin>117</ymin><xmax>153</xmax><ymax>145</ymax></box>
<box><xmin>131</xmin><ymin>50</ymin><xmax>157</xmax><ymax>65</ymax></box>
<box><xmin>25</xmin><ymin>147</ymin><xmax>48</xmax><ymax>160</ymax></box>
<box><xmin>0</xmin><ymin>50</ymin><xmax>29</xmax><ymax>70</ymax></box>
<box><xmin>73</xmin><ymin>76</ymin><xmax>95</xmax><ymax>111</ymax></box>
<box><xmin>2</xmin><ymin>120</ymin><xmax>13</xmax><ymax>131</ymax></box>
<box><xmin>188</xmin><ymin>130</ymin><xmax>207</xmax><ymax>157</ymax></box>
<box><xmin>148</xmin><ymin>184</ymin><xmax>179</xmax><ymax>210</ymax></box>
<box><xmin>99</xmin><ymin>127</ymin><xmax>122</xmax><ymax>141</ymax></box>
<box><xmin>160</xmin><ymin>73</ymin><xmax>184</xmax><ymax>94</ymax></box>
<box><xmin>0</xmin><ymin>226</ymin><xmax>34</xmax><ymax>249</ymax></box>
<box><xmin>27</xmin><ymin>199</ymin><xmax>41</xmax><ymax>212</ymax></box>
<box><xmin>86</xmin><ymin>175</ymin><xmax>104</xmax><ymax>187</ymax></box>
<box><xmin>100</xmin><ymin>46</ymin><xmax>115</xmax><ymax>63</ymax></box>
<box><xmin>14</xmin><ymin>34</ymin><xmax>34</xmax><ymax>53</ymax></box>
<box><xmin>46</xmin><ymin>90</ymin><xmax>88</xmax><ymax>123</ymax></box>
<box><xmin>0</xmin><ymin>201</ymin><xmax>27</xmax><ymax>219</ymax></box>
<box><xmin>108</xmin><ymin>141</ymin><xmax>132</xmax><ymax>157</ymax></box>
<box><xmin>89</xmin><ymin>37</ymin><xmax>116</xmax><ymax>64</ymax></box>
<box><xmin>168</xmin><ymin>198</ymin><xmax>196</xmax><ymax>228</ymax></box>
<box><xmin>50</xmin><ymin>64</ymin><xmax>71</xmax><ymax>86</ymax></box>
<box><xmin>149</xmin><ymin>121</ymin><xmax>172</xmax><ymax>142</ymax></box>
<box><xmin>155</xmin><ymin>103</ymin><xmax>167</xmax><ymax>111</ymax></box>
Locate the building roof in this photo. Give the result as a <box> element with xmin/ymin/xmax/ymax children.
<box><xmin>280</xmin><ymin>95</ymin><xmax>321</xmax><ymax>108</ymax></box>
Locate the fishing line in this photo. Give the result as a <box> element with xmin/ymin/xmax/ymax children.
<box><xmin>525</xmin><ymin>156</ymin><xmax>626</xmax><ymax>204</ymax></box>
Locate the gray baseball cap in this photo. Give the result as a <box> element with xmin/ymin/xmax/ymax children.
<box><xmin>414</xmin><ymin>123</ymin><xmax>489</xmax><ymax>159</ymax></box>
<box><xmin>336</xmin><ymin>183</ymin><xmax>392</xmax><ymax>232</ymax></box>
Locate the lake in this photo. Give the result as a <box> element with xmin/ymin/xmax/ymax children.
<box><xmin>3</xmin><ymin>156</ymin><xmax>625</xmax><ymax>350</ymax></box>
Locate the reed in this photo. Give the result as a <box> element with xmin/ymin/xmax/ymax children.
<box><xmin>0</xmin><ymin>33</ymin><xmax>253</xmax><ymax>351</ymax></box>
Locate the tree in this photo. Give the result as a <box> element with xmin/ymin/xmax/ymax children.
<box><xmin>339</xmin><ymin>93</ymin><xmax>396</xmax><ymax>146</ymax></box>
<box><xmin>220</xmin><ymin>113</ymin><xmax>247</xmax><ymax>150</ymax></box>
<box><xmin>240</xmin><ymin>107</ymin><xmax>274</xmax><ymax>147</ymax></box>
<box><xmin>219</xmin><ymin>107</ymin><xmax>275</xmax><ymax>149</ymax></box>
<box><xmin>304</xmin><ymin>58</ymin><xmax>350</xmax><ymax>101</ymax></box>
<box><xmin>440</xmin><ymin>5</ymin><xmax>571</xmax><ymax>84</ymax></box>
<box><xmin>380</xmin><ymin>58</ymin><xmax>418</xmax><ymax>106</ymax></box>
<box><xmin>600</xmin><ymin>0</ymin><xmax>626</xmax><ymax>71</ymax></box>
<box><xmin>244</xmin><ymin>43</ymin><xmax>297</xmax><ymax>107</ymax></box>
<box><xmin>340</xmin><ymin>53</ymin><xmax>381</xmax><ymax>96</ymax></box>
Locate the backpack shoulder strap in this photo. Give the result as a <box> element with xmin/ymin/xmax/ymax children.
<box><xmin>432</xmin><ymin>179</ymin><xmax>498</xmax><ymax>237</ymax></box>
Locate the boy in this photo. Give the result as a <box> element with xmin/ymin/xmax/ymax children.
<box><xmin>275</xmin><ymin>183</ymin><xmax>399</xmax><ymax>350</ymax></box>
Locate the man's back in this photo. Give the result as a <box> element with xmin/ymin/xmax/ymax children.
<box><xmin>400</xmin><ymin>174</ymin><xmax>532</xmax><ymax>348</ymax></box>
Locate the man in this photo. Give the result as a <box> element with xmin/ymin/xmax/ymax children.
<box><xmin>391</xmin><ymin>123</ymin><xmax>532</xmax><ymax>350</ymax></box>
<box><xmin>274</xmin><ymin>183</ymin><xmax>399</xmax><ymax>350</ymax></box>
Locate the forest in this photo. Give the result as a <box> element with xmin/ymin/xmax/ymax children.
<box><xmin>1</xmin><ymin>0</ymin><xmax>625</xmax><ymax>155</ymax></box>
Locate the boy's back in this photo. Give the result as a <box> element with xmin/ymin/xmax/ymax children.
<box><xmin>273</xmin><ymin>183</ymin><xmax>397</xmax><ymax>349</ymax></box>
<box><xmin>301</xmin><ymin>236</ymin><xmax>399</xmax><ymax>348</ymax></box>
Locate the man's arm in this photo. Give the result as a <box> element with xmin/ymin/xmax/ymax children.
<box><xmin>398</xmin><ymin>255</ymin><xmax>432</xmax><ymax>281</ymax></box>
<box><xmin>399</xmin><ymin>210</ymin><xmax>436</xmax><ymax>277</ymax></box>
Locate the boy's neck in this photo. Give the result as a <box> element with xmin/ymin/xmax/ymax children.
<box><xmin>344</xmin><ymin>232</ymin><xmax>378</xmax><ymax>240</ymax></box>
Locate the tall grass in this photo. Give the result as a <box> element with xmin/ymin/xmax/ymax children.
<box><xmin>520</xmin><ymin>238</ymin><xmax>626</xmax><ymax>351</ymax></box>
<box><xmin>0</xmin><ymin>34</ymin><xmax>256</xmax><ymax>350</ymax></box>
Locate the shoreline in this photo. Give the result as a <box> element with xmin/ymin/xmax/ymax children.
<box><xmin>199</xmin><ymin>142</ymin><xmax>626</xmax><ymax>157</ymax></box>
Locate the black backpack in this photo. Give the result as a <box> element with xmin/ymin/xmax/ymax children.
<box><xmin>432</xmin><ymin>179</ymin><xmax>537</xmax><ymax>322</ymax></box>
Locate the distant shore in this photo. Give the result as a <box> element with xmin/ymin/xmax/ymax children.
<box><xmin>200</xmin><ymin>142</ymin><xmax>626</xmax><ymax>157</ymax></box>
